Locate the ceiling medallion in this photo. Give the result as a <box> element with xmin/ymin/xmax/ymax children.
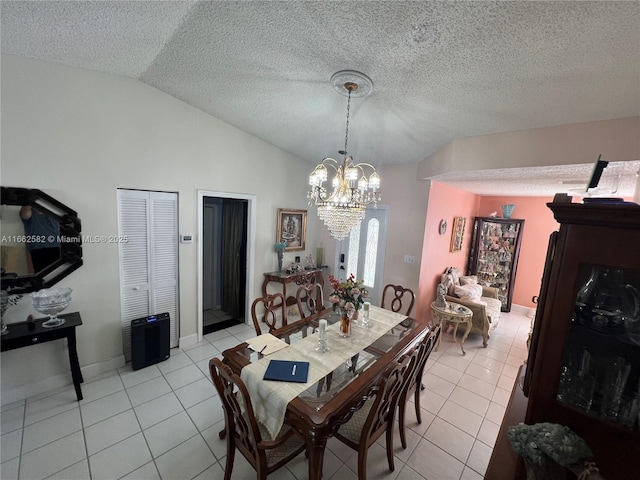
<box><xmin>307</xmin><ymin>71</ymin><xmax>380</xmax><ymax>240</ymax></box>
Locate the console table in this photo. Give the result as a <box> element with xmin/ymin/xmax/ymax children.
<box><xmin>1</xmin><ymin>312</ymin><xmax>84</xmax><ymax>401</ymax></box>
<box><xmin>261</xmin><ymin>268</ymin><xmax>324</xmax><ymax>299</ymax></box>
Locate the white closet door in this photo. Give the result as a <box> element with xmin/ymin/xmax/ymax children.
<box><xmin>149</xmin><ymin>192</ymin><xmax>179</xmax><ymax>348</ymax></box>
<box><xmin>118</xmin><ymin>189</ymin><xmax>179</xmax><ymax>362</ymax></box>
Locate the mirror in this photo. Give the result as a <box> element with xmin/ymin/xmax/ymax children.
<box><xmin>1</xmin><ymin>187</ymin><xmax>83</xmax><ymax>294</ymax></box>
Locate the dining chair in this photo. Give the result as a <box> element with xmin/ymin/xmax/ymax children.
<box><xmin>398</xmin><ymin>324</ymin><xmax>441</xmax><ymax>449</ymax></box>
<box><xmin>381</xmin><ymin>284</ymin><xmax>416</xmax><ymax>316</ymax></box>
<box><xmin>209</xmin><ymin>357</ymin><xmax>306</xmax><ymax>480</ymax></box>
<box><xmin>295</xmin><ymin>283</ymin><xmax>325</xmax><ymax>318</ymax></box>
<box><xmin>333</xmin><ymin>346</ymin><xmax>419</xmax><ymax>480</ymax></box>
<box><xmin>250</xmin><ymin>293</ymin><xmax>287</xmax><ymax>336</ymax></box>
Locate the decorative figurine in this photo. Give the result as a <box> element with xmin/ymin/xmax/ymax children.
<box><xmin>306</xmin><ymin>255</ymin><xmax>316</xmax><ymax>269</ymax></box>
<box><xmin>435</xmin><ymin>283</ymin><xmax>447</xmax><ymax>308</ymax></box>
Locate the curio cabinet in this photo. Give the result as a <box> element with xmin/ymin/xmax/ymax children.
<box><xmin>523</xmin><ymin>197</ymin><xmax>640</xmax><ymax>479</ymax></box>
<box><xmin>467</xmin><ymin>217</ymin><xmax>524</xmax><ymax>312</ymax></box>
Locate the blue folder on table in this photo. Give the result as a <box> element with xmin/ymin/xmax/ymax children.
<box><xmin>263</xmin><ymin>360</ymin><xmax>309</xmax><ymax>383</ymax></box>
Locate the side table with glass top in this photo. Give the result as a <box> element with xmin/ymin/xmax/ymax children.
<box><xmin>431</xmin><ymin>301</ymin><xmax>473</xmax><ymax>355</ymax></box>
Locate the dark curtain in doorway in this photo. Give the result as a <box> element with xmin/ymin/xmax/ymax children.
<box><xmin>221</xmin><ymin>200</ymin><xmax>246</xmax><ymax>318</ymax></box>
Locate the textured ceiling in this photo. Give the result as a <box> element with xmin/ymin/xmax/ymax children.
<box><xmin>2</xmin><ymin>1</ymin><xmax>639</xmax><ymax>195</ymax></box>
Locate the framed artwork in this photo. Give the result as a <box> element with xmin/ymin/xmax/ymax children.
<box><xmin>450</xmin><ymin>216</ymin><xmax>466</xmax><ymax>252</ymax></box>
<box><xmin>276</xmin><ymin>208</ymin><xmax>307</xmax><ymax>251</ymax></box>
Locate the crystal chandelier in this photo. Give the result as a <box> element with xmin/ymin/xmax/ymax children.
<box><xmin>307</xmin><ymin>71</ymin><xmax>381</xmax><ymax>240</ymax></box>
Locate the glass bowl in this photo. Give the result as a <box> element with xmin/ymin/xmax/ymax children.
<box><xmin>31</xmin><ymin>287</ymin><xmax>72</xmax><ymax>328</ymax></box>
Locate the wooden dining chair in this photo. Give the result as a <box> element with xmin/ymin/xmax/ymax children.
<box><xmin>295</xmin><ymin>283</ymin><xmax>325</xmax><ymax>318</ymax></box>
<box><xmin>250</xmin><ymin>293</ymin><xmax>287</xmax><ymax>335</ymax></box>
<box><xmin>398</xmin><ymin>324</ymin><xmax>441</xmax><ymax>449</ymax></box>
<box><xmin>381</xmin><ymin>284</ymin><xmax>416</xmax><ymax>316</ymax></box>
<box><xmin>333</xmin><ymin>346</ymin><xmax>419</xmax><ymax>480</ymax></box>
<box><xmin>209</xmin><ymin>357</ymin><xmax>306</xmax><ymax>480</ymax></box>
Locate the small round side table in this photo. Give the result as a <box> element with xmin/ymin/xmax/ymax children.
<box><xmin>431</xmin><ymin>301</ymin><xmax>473</xmax><ymax>355</ymax></box>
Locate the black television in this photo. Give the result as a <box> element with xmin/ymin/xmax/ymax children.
<box><xmin>586</xmin><ymin>154</ymin><xmax>609</xmax><ymax>191</ymax></box>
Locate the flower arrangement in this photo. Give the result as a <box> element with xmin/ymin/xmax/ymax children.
<box><xmin>328</xmin><ymin>274</ymin><xmax>368</xmax><ymax>312</ymax></box>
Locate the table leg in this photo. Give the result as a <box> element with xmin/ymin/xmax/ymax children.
<box><xmin>306</xmin><ymin>436</ymin><xmax>327</xmax><ymax>480</ymax></box>
<box><xmin>460</xmin><ymin>320</ymin><xmax>472</xmax><ymax>356</ymax></box>
<box><xmin>452</xmin><ymin>322</ymin><xmax>460</xmax><ymax>344</ymax></box>
<box><xmin>67</xmin><ymin>329</ymin><xmax>84</xmax><ymax>401</ymax></box>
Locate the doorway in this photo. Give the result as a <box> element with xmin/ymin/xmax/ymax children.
<box><xmin>197</xmin><ymin>191</ymin><xmax>256</xmax><ymax>341</ymax></box>
<box><xmin>335</xmin><ymin>206</ymin><xmax>388</xmax><ymax>305</ymax></box>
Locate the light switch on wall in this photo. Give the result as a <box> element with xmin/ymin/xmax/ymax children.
<box><xmin>404</xmin><ymin>255</ymin><xmax>415</xmax><ymax>264</ymax></box>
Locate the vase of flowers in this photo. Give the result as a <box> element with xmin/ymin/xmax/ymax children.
<box><xmin>274</xmin><ymin>241</ymin><xmax>286</xmax><ymax>271</ymax></box>
<box><xmin>328</xmin><ymin>274</ymin><xmax>369</xmax><ymax>334</ymax></box>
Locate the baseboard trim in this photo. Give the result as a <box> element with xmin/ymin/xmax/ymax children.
<box><xmin>510</xmin><ymin>304</ymin><xmax>530</xmax><ymax>315</ymax></box>
<box><xmin>179</xmin><ymin>333</ymin><xmax>199</xmax><ymax>350</ymax></box>
<box><xmin>1</xmin><ymin>355</ymin><xmax>125</xmax><ymax>406</ymax></box>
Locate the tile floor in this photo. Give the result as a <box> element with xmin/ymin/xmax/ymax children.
<box><xmin>0</xmin><ymin>310</ymin><xmax>531</xmax><ymax>480</ymax></box>
<box><xmin>202</xmin><ymin>309</ymin><xmax>236</xmax><ymax>329</ymax></box>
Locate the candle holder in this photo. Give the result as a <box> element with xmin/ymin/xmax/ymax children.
<box><xmin>360</xmin><ymin>302</ymin><xmax>371</xmax><ymax>329</ymax></box>
<box><xmin>316</xmin><ymin>319</ymin><xmax>329</xmax><ymax>352</ymax></box>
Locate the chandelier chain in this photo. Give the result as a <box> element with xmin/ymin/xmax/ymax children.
<box><xmin>343</xmin><ymin>89</ymin><xmax>351</xmax><ymax>155</ymax></box>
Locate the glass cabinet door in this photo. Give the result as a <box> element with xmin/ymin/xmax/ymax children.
<box><xmin>474</xmin><ymin>219</ymin><xmax>523</xmax><ymax>310</ymax></box>
<box><xmin>557</xmin><ymin>263</ymin><xmax>640</xmax><ymax>430</ymax></box>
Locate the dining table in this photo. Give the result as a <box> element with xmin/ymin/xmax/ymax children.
<box><xmin>222</xmin><ymin>305</ymin><xmax>432</xmax><ymax>480</ymax></box>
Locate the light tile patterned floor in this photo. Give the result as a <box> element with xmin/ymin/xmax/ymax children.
<box><xmin>0</xmin><ymin>310</ymin><xmax>531</xmax><ymax>479</ymax></box>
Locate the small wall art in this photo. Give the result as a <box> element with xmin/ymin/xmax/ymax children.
<box><xmin>450</xmin><ymin>216</ymin><xmax>466</xmax><ymax>252</ymax></box>
<box><xmin>276</xmin><ymin>208</ymin><xmax>307</xmax><ymax>251</ymax></box>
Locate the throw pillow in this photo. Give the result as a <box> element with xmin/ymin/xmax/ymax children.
<box><xmin>441</xmin><ymin>274</ymin><xmax>455</xmax><ymax>296</ymax></box>
<box><xmin>454</xmin><ymin>283</ymin><xmax>483</xmax><ymax>302</ymax></box>
<box><xmin>449</xmin><ymin>267</ymin><xmax>462</xmax><ymax>286</ymax></box>
<box><xmin>459</xmin><ymin>275</ymin><xmax>478</xmax><ymax>285</ymax></box>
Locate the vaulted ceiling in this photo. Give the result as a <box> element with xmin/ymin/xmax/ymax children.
<box><xmin>2</xmin><ymin>1</ymin><xmax>639</xmax><ymax>195</ymax></box>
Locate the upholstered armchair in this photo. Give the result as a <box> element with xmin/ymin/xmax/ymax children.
<box><xmin>440</xmin><ymin>267</ymin><xmax>501</xmax><ymax>347</ymax></box>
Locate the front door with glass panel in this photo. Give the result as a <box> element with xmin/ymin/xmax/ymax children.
<box><xmin>335</xmin><ymin>207</ymin><xmax>388</xmax><ymax>305</ymax></box>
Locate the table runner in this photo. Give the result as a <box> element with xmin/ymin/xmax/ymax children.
<box><xmin>240</xmin><ymin>305</ymin><xmax>408</xmax><ymax>438</ymax></box>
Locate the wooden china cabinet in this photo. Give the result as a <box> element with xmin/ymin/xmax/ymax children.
<box><xmin>487</xmin><ymin>196</ymin><xmax>640</xmax><ymax>480</ymax></box>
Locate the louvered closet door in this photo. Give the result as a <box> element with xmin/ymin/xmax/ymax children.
<box><xmin>149</xmin><ymin>192</ymin><xmax>179</xmax><ymax>348</ymax></box>
<box><xmin>118</xmin><ymin>189</ymin><xmax>179</xmax><ymax>362</ymax></box>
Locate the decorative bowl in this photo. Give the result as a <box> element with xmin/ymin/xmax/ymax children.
<box><xmin>31</xmin><ymin>287</ymin><xmax>72</xmax><ymax>328</ymax></box>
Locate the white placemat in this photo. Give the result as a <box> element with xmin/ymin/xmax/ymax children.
<box><xmin>241</xmin><ymin>306</ymin><xmax>407</xmax><ymax>438</ymax></box>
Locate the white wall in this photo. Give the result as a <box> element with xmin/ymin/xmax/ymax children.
<box><xmin>0</xmin><ymin>55</ymin><xmax>324</xmax><ymax>402</ymax></box>
<box><xmin>418</xmin><ymin>116</ymin><xmax>640</xmax><ymax>178</ymax></box>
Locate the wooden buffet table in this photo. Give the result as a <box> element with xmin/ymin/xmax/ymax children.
<box><xmin>1</xmin><ymin>312</ymin><xmax>84</xmax><ymax>401</ymax></box>
<box><xmin>222</xmin><ymin>308</ymin><xmax>432</xmax><ymax>480</ymax></box>
<box><xmin>261</xmin><ymin>268</ymin><xmax>324</xmax><ymax>297</ymax></box>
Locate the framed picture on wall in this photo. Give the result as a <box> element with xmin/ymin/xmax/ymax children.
<box><xmin>276</xmin><ymin>208</ymin><xmax>307</xmax><ymax>251</ymax></box>
<box><xmin>450</xmin><ymin>216</ymin><xmax>466</xmax><ymax>252</ymax></box>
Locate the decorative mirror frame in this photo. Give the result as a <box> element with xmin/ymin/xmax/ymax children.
<box><xmin>1</xmin><ymin>187</ymin><xmax>83</xmax><ymax>294</ymax></box>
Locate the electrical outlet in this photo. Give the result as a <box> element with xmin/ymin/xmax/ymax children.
<box><xmin>404</xmin><ymin>255</ymin><xmax>415</xmax><ymax>264</ymax></box>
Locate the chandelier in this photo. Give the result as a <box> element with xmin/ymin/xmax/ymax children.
<box><xmin>307</xmin><ymin>71</ymin><xmax>381</xmax><ymax>240</ymax></box>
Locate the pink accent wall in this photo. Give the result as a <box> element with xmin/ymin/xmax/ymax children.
<box><xmin>477</xmin><ymin>197</ymin><xmax>559</xmax><ymax>308</ymax></box>
<box><xmin>417</xmin><ymin>185</ymin><xmax>561</xmax><ymax>319</ymax></box>
<box><xmin>416</xmin><ymin>181</ymin><xmax>480</xmax><ymax>321</ymax></box>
